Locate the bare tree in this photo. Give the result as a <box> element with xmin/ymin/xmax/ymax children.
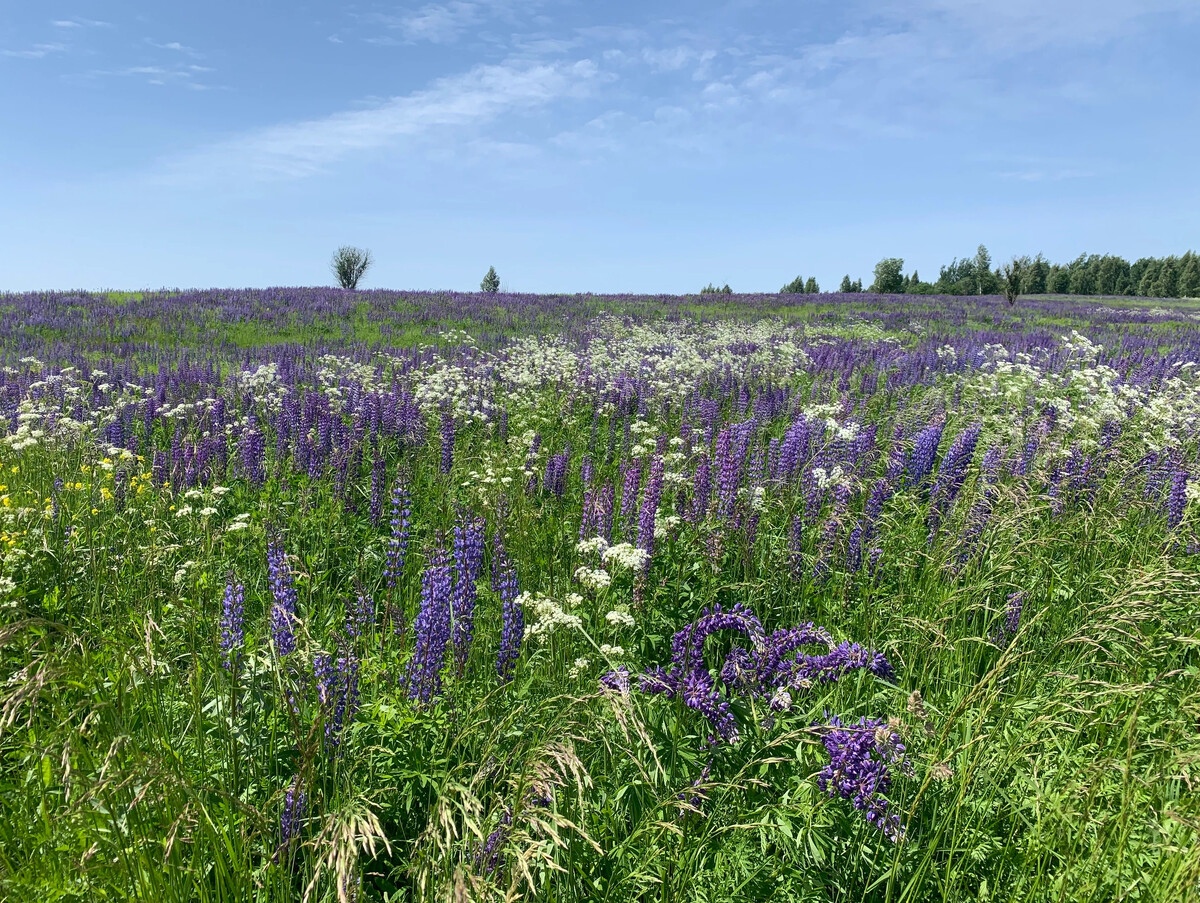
<box><xmin>331</xmin><ymin>246</ymin><xmax>373</xmax><ymax>290</ymax></box>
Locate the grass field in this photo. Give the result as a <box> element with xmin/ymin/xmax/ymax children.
<box><xmin>0</xmin><ymin>288</ymin><xmax>1198</xmax><ymax>902</ymax></box>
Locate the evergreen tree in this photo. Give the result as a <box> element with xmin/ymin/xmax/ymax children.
<box><xmin>804</xmin><ymin>277</ymin><xmax>819</xmax><ymax>293</ymax></box>
<box><xmin>839</xmin><ymin>274</ymin><xmax>854</xmax><ymax>293</ymax></box>
<box><xmin>973</xmin><ymin>245</ymin><xmax>995</xmax><ymax>295</ymax></box>
<box><xmin>870</xmin><ymin>258</ymin><xmax>906</xmax><ymax>294</ymax></box>
<box><xmin>480</xmin><ymin>266</ymin><xmax>500</xmax><ymax>293</ymax></box>
<box><xmin>852</xmin><ymin>278</ymin><xmax>863</xmax><ymax>292</ymax></box>
<box><xmin>781</xmin><ymin>275</ymin><xmax>806</xmax><ymax>294</ymax></box>
<box><xmin>721</xmin><ymin>284</ymin><xmax>733</xmax><ymax>294</ymax></box>
<box><xmin>1153</xmin><ymin>257</ymin><xmax>1179</xmax><ymax>298</ymax></box>
<box><xmin>1025</xmin><ymin>254</ymin><xmax>1049</xmax><ymax>294</ymax></box>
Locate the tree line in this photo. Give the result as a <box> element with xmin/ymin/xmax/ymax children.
<box><xmin>780</xmin><ymin>247</ymin><xmax>1200</xmax><ymax>298</ymax></box>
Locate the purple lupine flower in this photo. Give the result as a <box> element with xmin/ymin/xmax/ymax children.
<box><xmin>368</xmin><ymin>445</ymin><xmax>385</xmax><ymax>525</ymax></box>
<box><xmin>619</xmin><ymin>459</ymin><xmax>643</xmax><ymax>537</ymax></box>
<box><xmin>406</xmin><ymin>547</ymin><xmax>453</xmax><ymax>702</ymax></box>
<box><xmin>267</xmin><ymin>536</ymin><xmax>299</xmax><ymax>657</ymax></box>
<box><xmin>905</xmin><ymin>420</ymin><xmax>944</xmax><ymax>489</ymax></box>
<box><xmin>451</xmin><ymin>516</ymin><xmax>486</xmax><ymax>672</ymax></box>
<box><xmin>993</xmin><ymin>591</ymin><xmax>1025</xmax><ymax>645</ymax></box>
<box><xmin>846</xmin><ymin>522</ymin><xmax>863</xmax><ymax>573</ymax></box>
<box><xmin>637</xmin><ymin>455</ymin><xmax>665</xmax><ymax>557</ymax></box>
<box><xmin>219</xmin><ymin>578</ymin><xmax>245</xmax><ymax>671</ymax></box>
<box><xmin>817</xmin><ymin>716</ymin><xmax>905</xmax><ymax>841</ymax></box>
<box><xmin>580</xmin><ymin>454</ymin><xmax>594</xmax><ymax>489</ymax></box>
<box><xmin>493</xmin><ymin>530</ymin><xmax>522</xmax><ymax>682</ymax></box>
<box><xmin>788</xmin><ymin>514</ymin><xmax>805</xmax><ymax>575</ymax></box>
<box><xmin>691</xmin><ymin>454</ymin><xmax>712</xmax><ymax>523</ymax></box>
<box><xmin>279</xmin><ymin>777</ymin><xmax>307</xmax><ymax>853</ymax></box>
<box><xmin>440</xmin><ymin>411</ymin><xmax>455</xmax><ymax>474</ymax></box>
<box><xmin>1167</xmin><ymin>468</ymin><xmax>1189</xmax><ymax>530</ymax></box>
<box><xmin>927</xmin><ymin>422</ymin><xmax>982</xmax><ymax>534</ymax></box>
<box><xmin>345</xmin><ymin>590</ymin><xmax>374</xmax><ymax>640</ymax></box>
<box><xmin>385</xmin><ymin>478</ymin><xmax>412</xmax><ymax>595</ymax></box>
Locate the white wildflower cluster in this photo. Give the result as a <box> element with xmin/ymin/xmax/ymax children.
<box><xmin>655</xmin><ymin>512</ymin><xmax>681</xmax><ymax>539</ymax></box>
<box><xmin>569</xmin><ymin>657</ymin><xmax>590</xmax><ymax>678</ymax></box>
<box><xmin>226</xmin><ymin>512</ymin><xmax>252</xmax><ymax>533</ymax></box>
<box><xmin>521</xmin><ymin>591</ymin><xmax>583</xmax><ymax>641</ymax></box>
<box><xmin>601</xmin><ymin>543</ymin><xmax>650</xmax><ymax>573</ymax></box>
<box><xmin>316</xmin><ymin>354</ymin><xmax>384</xmax><ymax>397</ymax></box>
<box><xmin>810</xmin><ymin>465</ymin><xmax>846</xmax><ymax>491</ymax></box>
<box><xmin>605</xmin><ymin>609</ymin><xmax>635</xmax><ymax>628</ymax></box>
<box><xmin>236</xmin><ymin>363</ymin><xmax>289</xmax><ymax>412</ymax></box>
<box><xmin>576</xmin><ymin>536</ymin><xmax>609</xmax><ymax>556</ymax></box>
<box><xmin>574</xmin><ymin>566</ymin><xmax>612</xmax><ymax>591</ymax></box>
<box><xmin>599</xmin><ymin>644</ymin><xmax>625</xmax><ymax>658</ymax></box>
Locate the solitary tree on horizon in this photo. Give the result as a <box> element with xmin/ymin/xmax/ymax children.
<box><xmin>481</xmin><ymin>266</ymin><xmax>500</xmax><ymax>293</ymax></box>
<box><xmin>331</xmin><ymin>246</ymin><xmax>373</xmax><ymax>290</ymax></box>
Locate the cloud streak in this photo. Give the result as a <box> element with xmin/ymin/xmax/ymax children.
<box><xmin>157</xmin><ymin>58</ymin><xmax>602</xmax><ymax>183</ymax></box>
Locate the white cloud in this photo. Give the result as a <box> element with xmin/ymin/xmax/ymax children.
<box><xmin>2</xmin><ymin>43</ymin><xmax>68</xmax><ymax>59</ymax></box>
<box><xmin>50</xmin><ymin>18</ymin><xmax>110</xmax><ymax>28</ymax></box>
<box><xmin>157</xmin><ymin>58</ymin><xmax>602</xmax><ymax>183</ymax></box>
<box><xmin>147</xmin><ymin>40</ymin><xmax>203</xmax><ymax>58</ymax></box>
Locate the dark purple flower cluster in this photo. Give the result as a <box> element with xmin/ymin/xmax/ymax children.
<box><xmin>406</xmin><ymin>547</ymin><xmax>453</xmax><ymax>702</ymax></box>
<box><xmin>492</xmin><ymin>530</ymin><xmax>522</xmax><ymax>682</ymax></box>
<box><xmin>278</xmin><ymin>776</ymin><xmax>307</xmax><ymax>854</ymax></box>
<box><xmin>632</xmin><ymin>603</ymin><xmax>893</xmax><ymax>743</ymax></box>
<box><xmin>345</xmin><ymin>590</ymin><xmax>374</xmax><ymax>640</ymax></box>
<box><xmin>219</xmin><ymin>578</ymin><xmax>245</xmax><ymax>671</ymax></box>
<box><xmin>452</xmin><ymin>515</ymin><xmax>486</xmax><ymax>671</ymax></box>
<box><xmin>637</xmin><ymin>455</ymin><xmax>665</xmax><ymax>558</ymax></box>
<box><xmin>817</xmin><ymin>715</ymin><xmax>906</xmax><ymax>841</ymax></box>
<box><xmin>440</xmin><ymin>411</ymin><xmax>455</xmax><ymax>474</ymax></box>
<box><xmin>1167</xmin><ymin>468</ymin><xmax>1189</xmax><ymax>530</ymax></box>
<box><xmin>992</xmin><ymin>591</ymin><xmax>1025</xmax><ymax>645</ymax></box>
<box><xmin>267</xmin><ymin>536</ymin><xmax>299</xmax><ymax>657</ymax></box>
<box><xmin>385</xmin><ymin>477</ymin><xmax>412</xmax><ymax>593</ymax></box>
<box><xmin>314</xmin><ymin>648</ymin><xmax>361</xmax><ymax>748</ymax></box>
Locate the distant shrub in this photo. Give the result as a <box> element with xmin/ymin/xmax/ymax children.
<box><xmin>701</xmin><ymin>283</ymin><xmax>733</xmax><ymax>295</ymax></box>
<box><xmin>781</xmin><ymin>276</ymin><xmax>806</xmax><ymax>294</ymax></box>
<box><xmin>331</xmin><ymin>246</ymin><xmax>373</xmax><ymax>290</ymax></box>
<box><xmin>481</xmin><ymin>266</ymin><xmax>500</xmax><ymax>293</ymax></box>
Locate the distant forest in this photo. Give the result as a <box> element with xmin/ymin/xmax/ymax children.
<box><xmin>781</xmin><ymin>246</ymin><xmax>1200</xmax><ymax>298</ymax></box>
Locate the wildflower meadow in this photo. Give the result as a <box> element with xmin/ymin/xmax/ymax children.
<box><xmin>1</xmin><ymin>288</ymin><xmax>1198</xmax><ymax>902</ymax></box>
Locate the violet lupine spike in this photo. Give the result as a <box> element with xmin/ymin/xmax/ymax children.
<box><xmin>637</xmin><ymin>455</ymin><xmax>665</xmax><ymax>557</ymax></box>
<box><xmin>817</xmin><ymin>716</ymin><xmax>905</xmax><ymax>841</ymax></box>
<box><xmin>219</xmin><ymin>579</ymin><xmax>245</xmax><ymax>671</ymax></box>
<box><xmin>278</xmin><ymin>777</ymin><xmax>307</xmax><ymax>854</ymax></box>
<box><xmin>1167</xmin><ymin>468</ymin><xmax>1189</xmax><ymax>530</ymax></box>
<box><xmin>440</xmin><ymin>411</ymin><xmax>455</xmax><ymax>474</ymax></box>
<box><xmin>691</xmin><ymin>454</ymin><xmax>712</xmax><ymax>523</ymax></box>
<box><xmin>619</xmin><ymin>459</ymin><xmax>643</xmax><ymax>537</ymax></box>
<box><xmin>345</xmin><ymin>590</ymin><xmax>374</xmax><ymax>640</ymax></box>
<box><xmin>385</xmin><ymin>478</ymin><xmax>412</xmax><ymax>594</ymax></box>
<box><xmin>905</xmin><ymin>420</ymin><xmax>944</xmax><ymax>489</ymax></box>
<box><xmin>368</xmin><ymin>445</ymin><xmax>385</xmax><ymax>525</ymax></box>
<box><xmin>493</xmin><ymin>530</ymin><xmax>522</xmax><ymax>682</ymax></box>
<box><xmin>992</xmin><ymin>591</ymin><xmax>1025</xmax><ymax>645</ymax></box>
<box><xmin>406</xmin><ymin>547</ymin><xmax>453</xmax><ymax>703</ymax></box>
<box><xmin>451</xmin><ymin>516</ymin><xmax>486</xmax><ymax>672</ymax></box>
<box><xmin>267</xmin><ymin>536</ymin><xmax>298</xmax><ymax>657</ymax></box>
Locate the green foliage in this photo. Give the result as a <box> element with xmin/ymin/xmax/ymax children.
<box><xmin>480</xmin><ymin>266</ymin><xmax>500</xmax><ymax>294</ymax></box>
<box><xmin>870</xmin><ymin>257</ymin><xmax>906</xmax><ymax>294</ymax></box>
<box><xmin>331</xmin><ymin>246</ymin><xmax>373</xmax><ymax>290</ymax></box>
<box><xmin>701</xmin><ymin>283</ymin><xmax>733</xmax><ymax>294</ymax></box>
<box><xmin>804</xmin><ymin>276</ymin><xmax>819</xmax><ymax>293</ymax></box>
<box><xmin>781</xmin><ymin>275</ymin><xmax>806</xmax><ymax>294</ymax></box>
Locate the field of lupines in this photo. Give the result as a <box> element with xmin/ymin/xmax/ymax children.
<box><xmin>1</xmin><ymin>287</ymin><xmax>1199</xmax><ymax>902</ymax></box>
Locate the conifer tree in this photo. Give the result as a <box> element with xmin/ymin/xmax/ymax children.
<box><xmin>480</xmin><ymin>266</ymin><xmax>500</xmax><ymax>293</ymax></box>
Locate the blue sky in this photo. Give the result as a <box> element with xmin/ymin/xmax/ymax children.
<box><xmin>2</xmin><ymin>1</ymin><xmax>1198</xmax><ymax>292</ymax></box>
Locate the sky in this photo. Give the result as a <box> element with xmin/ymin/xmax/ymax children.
<box><xmin>1</xmin><ymin>1</ymin><xmax>1198</xmax><ymax>293</ymax></box>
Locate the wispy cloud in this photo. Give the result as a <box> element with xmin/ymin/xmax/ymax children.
<box><xmin>50</xmin><ymin>17</ymin><xmax>110</xmax><ymax>28</ymax></box>
<box><xmin>146</xmin><ymin>40</ymin><xmax>204</xmax><ymax>59</ymax></box>
<box><xmin>156</xmin><ymin>58</ymin><xmax>603</xmax><ymax>183</ymax></box>
<box><xmin>365</xmin><ymin>0</ymin><xmax>546</xmax><ymax>45</ymax></box>
<box><xmin>2</xmin><ymin>43</ymin><xmax>68</xmax><ymax>59</ymax></box>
